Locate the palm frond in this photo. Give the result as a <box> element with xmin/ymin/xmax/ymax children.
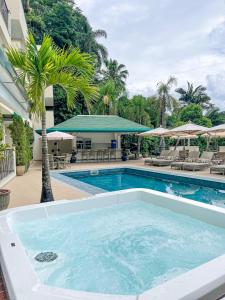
<box><xmin>93</xmin><ymin>29</ymin><xmax>107</xmax><ymax>39</ymax></box>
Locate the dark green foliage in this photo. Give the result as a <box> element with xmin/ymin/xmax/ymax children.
<box><xmin>9</xmin><ymin>114</ymin><xmax>33</xmax><ymax>168</ymax></box>
<box><xmin>0</xmin><ymin>114</ymin><xmax>3</xmax><ymax>142</ymax></box>
<box><xmin>176</xmin><ymin>82</ymin><xmax>211</xmax><ymax>109</ymax></box>
<box><xmin>24</xmin><ymin>0</ymin><xmax>107</xmax><ymax>124</ymax></box>
<box><xmin>205</xmin><ymin>107</ymin><xmax>225</xmax><ymax>126</ymax></box>
<box><xmin>180</xmin><ymin>104</ymin><xmax>212</xmax><ymax>127</ymax></box>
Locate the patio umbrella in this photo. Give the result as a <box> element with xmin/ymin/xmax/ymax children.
<box><xmin>201</xmin><ymin>124</ymin><xmax>225</xmax><ymax>150</ymax></box>
<box><xmin>164</xmin><ymin>122</ymin><xmax>208</xmax><ymax>150</ymax></box>
<box><xmin>203</xmin><ymin>124</ymin><xmax>225</xmax><ymax>134</ymax></box>
<box><xmin>163</xmin><ymin>122</ymin><xmax>208</xmax><ymax>137</ymax></box>
<box><xmin>139</xmin><ymin>126</ymin><xmax>169</xmax><ymax>137</ymax></box>
<box><xmin>39</xmin><ymin>131</ymin><xmax>74</xmax><ymax>155</ymax></box>
<box><xmin>139</xmin><ymin>126</ymin><xmax>169</xmax><ymax>152</ymax></box>
<box><xmin>40</xmin><ymin>131</ymin><xmax>74</xmax><ymax>140</ymax></box>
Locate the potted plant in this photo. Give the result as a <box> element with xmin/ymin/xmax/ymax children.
<box><xmin>16</xmin><ymin>149</ymin><xmax>26</xmax><ymax>176</ymax></box>
<box><xmin>0</xmin><ymin>189</ymin><xmax>10</xmax><ymax>210</ymax></box>
<box><xmin>121</xmin><ymin>149</ymin><xmax>129</xmax><ymax>161</ymax></box>
<box><xmin>9</xmin><ymin>114</ymin><xmax>31</xmax><ymax>176</ymax></box>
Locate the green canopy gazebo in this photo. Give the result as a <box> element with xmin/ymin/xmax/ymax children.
<box><xmin>36</xmin><ymin>115</ymin><xmax>150</xmax><ymax>160</ymax></box>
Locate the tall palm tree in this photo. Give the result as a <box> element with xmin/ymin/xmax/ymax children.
<box><xmin>157</xmin><ymin>76</ymin><xmax>177</xmax><ymax>127</ymax></box>
<box><xmin>102</xmin><ymin>59</ymin><xmax>129</xmax><ymax>91</ymax></box>
<box><xmin>84</xmin><ymin>28</ymin><xmax>108</xmax><ymax>67</ymax></box>
<box><xmin>7</xmin><ymin>33</ymin><xmax>97</xmax><ymax>203</ymax></box>
<box><xmin>175</xmin><ymin>82</ymin><xmax>211</xmax><ymax>109</ymax></box>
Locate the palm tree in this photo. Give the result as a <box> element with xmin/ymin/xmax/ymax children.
<box><xmin>175</xmin><ymin>82</ymin><xmax>211</xmax><ymax>109</ymax></box>
<box><xmin>84</xmin><ymin>28</ymin><xmax>108</xmax><ymax>67</ymax></box>
<box><xmin>92</xmin><ymin>79</ymin><xmax>118</xmax><ymax>115</ymax></box>
<box><xmin>7</xmin><ymin>33</ymin><xmax>97</xmax><ymax>203</ymax></box>
<box><xmin>102</xmin><ymin>59</ymin><xmax>129</xmax><ymax>91</ymax></box>
<box><xmin>157</xmin><ymin>76</ymin><xmax>177</xmax><ymax>127</ymax></box>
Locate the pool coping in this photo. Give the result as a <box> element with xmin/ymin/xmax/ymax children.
<box><xmin>51</xmin><ymin>165</ymin><xmax>225</xmax><ymax>199</ymax></box>
<box><xmin>1</xmin><ymin>189</ymin><xmax>225</xmax><ymax>299</ymax></box>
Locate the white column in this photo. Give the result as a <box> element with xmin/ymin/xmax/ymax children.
<box><xmin>117</xmin><ymin>134</ymin><xmax>121</xmax><ymax>149</ymax></box>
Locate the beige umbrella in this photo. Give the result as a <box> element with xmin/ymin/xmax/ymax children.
<box><xmin>164</xmin><ymin>122</ymin><xmax>208</xmax><ymax>150</ymax></box>
<box><xmin>201</xmin><ymin>124</ymin><xmax>225</xmax><ymax>150</ymax></box>
<box><xmin>39</xmin><ymin>131</ymin><xmax>74</xmax><ymax>155</ymax></box>
<box><xmin>139</xmin><ymin>126</ymin><xmax>169</xmax><ymax>152</ymax></box>
<box><xmin>139</xmin><ymin>126</ymin><xmax>169</xmax><ymax>137</ymax></box>
<box><xmin>163</xmin><ymin>121</ymin><xmax>208</xmax><ymax>137</ymax></box>
<box><xmin>203</xmin><ymin>124</ymin><xmax>225</xmax><ymax>134</ymax></box>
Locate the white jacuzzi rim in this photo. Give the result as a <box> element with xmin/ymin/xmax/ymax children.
<box><xmin>1</xmin><ymin>188</ymin><xmax>225</xmax><ymax>300</ymax></box>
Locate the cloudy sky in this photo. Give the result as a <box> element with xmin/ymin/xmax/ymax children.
<box><xmin>76</xmin><ymin>0</ymin><xmax>225</xmax><ymax>109</ymax></box>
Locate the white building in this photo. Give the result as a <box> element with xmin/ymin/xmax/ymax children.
<box><xmin>0</xmin><ymin>0</ymin><xmax>54</xmax><ymax>185</ymax></box>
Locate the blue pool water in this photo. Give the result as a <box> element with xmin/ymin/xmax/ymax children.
<box><xmin>62</xmin><ymin>168</ymin><xmax>225</xmax><ymax>207</ymax></box>
<box><xmin>14</xmin><ymin>201</ymin><xmax>225</xmax><ymax>295</ymax></box>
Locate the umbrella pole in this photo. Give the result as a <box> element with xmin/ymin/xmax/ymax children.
<box><xmin>174</xmin><ymin>137</ymin><xmax>179</xmax><ymax>150</ymax></box>
<box><xmin>160</xmin><ymin>136</ymin><xmax>165</xmax><ymax>151</ymax></box>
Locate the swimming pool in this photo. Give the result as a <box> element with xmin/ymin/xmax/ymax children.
<box><xmin>57</xmin><ymin>167</ymin><xmax>225</xmax><ymax>207</ymax></box>
<box><xmin>2</xmin><ymin>189</ymin><xmax>225</xmax><ymax>300</ymax></box>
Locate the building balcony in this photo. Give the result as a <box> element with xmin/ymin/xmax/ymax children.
<box><xmin>0</xmin><ymin>0</ymin><xmax>9</xmax><ymax>29</ymax></box>
<box><xmin>6</xmin><ymin>0</ymin><xmax>28</xmax><ymax>47</ymax></box>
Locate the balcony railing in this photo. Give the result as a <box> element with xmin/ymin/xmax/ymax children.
<box><xmin>0</xmin><ymin>149</ymin><xmax>15</xmax><ymax>182</ymax></box>
<box><xmin>0</xmin><ymin>0</ymin><xmax>9</xmax><ymax>29</ymax></box>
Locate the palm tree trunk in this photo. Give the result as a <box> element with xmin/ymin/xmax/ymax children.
<box><xmin>40</xmin><ymin>105</ymin><xmax>54</xmax><ymax>203</ymax></box>
<box><xmin>23</xmin><ymin>0</ymin><xmax>30</xmax><ymax>13</ymax></box>
<box><xmin>160</xmin><ymin>97</ymin><xmax>166</xmax><ymax>127</ymax></box>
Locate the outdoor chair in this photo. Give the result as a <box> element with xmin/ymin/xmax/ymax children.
<box><xmin>48</xmin><ymin>154</ymin><xmax>57</xmax><ymax>170</ymax></box>
<box><xmin>144</xmin><ymin>150</ymin><xmax>171</xmax><ymax>165</ymax></box>
<box><xmin>171</xmin><ymin>151</ymin><xmax>200</xmax><ymax>170</ymax></box>
<box><xmin>109</xmin><ymin>150</ymin><xmax>116</xmax><ymax>161</ymax></box>
<box><xmin>212</xmin><ymin>152</ymin><xmax>225</xmax><ymax>165</ymax></box>
<box><xmin>97</xmin><ymin>150</ymin><xmax>104</xmax><ymax>161</ymax></box>
<box><xmin>81</xmin><ymin>150</ymin><xmax>89</xmax><ymax>161</ymax></box>
<box><xmin>151</xmin><ymin>150</ymin><xmax>179</xmax><ymax>167</ymax></box>
<box><xmin>88</xmin><ymin>150</ymin><xmax>97</xmax><ymax>161</ymax></box>
<box><xmin>182</xmin><ymin>151</ymin><xmax>215</xmax><ymax>171</ymax></box>
<box><xmin>103</xmin><ymin>150</ymin><xmax>110</xmax><ymax>161</ymax></box>
<box><xmin>210</xmin><ymin>165</ymin><xmax>225</xmax><ymax>175</ymax></box>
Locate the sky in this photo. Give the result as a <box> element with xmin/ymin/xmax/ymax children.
<box><xmin>76</xmin><ymin>0</ymin><xmax>225</xmax><ymax>109</ymax></box>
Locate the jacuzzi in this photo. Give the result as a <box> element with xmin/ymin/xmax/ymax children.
<box><xmin>1</xmin><ymin>189</ymin><xmax>225</xmax><ymax>300</ymax></box>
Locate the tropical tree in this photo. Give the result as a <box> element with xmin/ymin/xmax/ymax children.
<box><xmin>180</xmin><ymin>104</ymin><xmax>212</xmax><ymax>127</ymax></box>
<box><xmin>93</xmin><ymin>79</ymin><xmax>118</xmax><ymax>115</ymax></box>
<box><xmin>205</xmin><ymin>106</ymin><xmax>225</xmax><ymax>126</ymax></box>
<box><xmin>7</xmin><ymin>33</ymin><xmax>97</xmax><ymax>202</ymax></box>
<box><xmin>157</xmin><ymin>76</ymin><xmax>177</xmax><ymax>127</ymax></box>
<box><xmin>84</xmin><ymin>29</ymin><xmax>108</xmax><ymax>67</ymax></box>
<box><xmin>118</xmin><ymin>95</ymin><xmax>151</xmax><ymax>126</ymax></box>
<box><xmin>102</xmin><ymin>59</ymin><xmax>129</xmax><ymax>91</ymax></box>
<box><xmin>175</xmin><ymin>82</ymin><xmax>211</xmax><ymax>109</ymax></box>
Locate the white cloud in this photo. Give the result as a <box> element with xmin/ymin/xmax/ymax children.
<box><xmin>76</xmin><ymin>0</ymin><xmax>225</xmax><ymax>110</ymax></box>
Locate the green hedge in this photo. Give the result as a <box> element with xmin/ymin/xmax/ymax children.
<box><xmin>9</xmin><ymin>114</ymin><xmax>34</xmax><ymax>169</ymax></box>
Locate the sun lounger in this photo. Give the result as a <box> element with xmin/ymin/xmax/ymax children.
<box><xmin>171</xmin><ymin>151</ymin><xmax>200</xmax><ymax>169</ymax></box>
<box><xmin>182</xmin><ymin>152</ymin><xmax>214</xmax><ymax>171</ymax></box>
<box><xmin>210</xmin><ymin>165</ymin><xmax>225</xmax><ymax>175</ymax></box>
<box><xmin>144</xmin><ymin>150</ymin><xmax>171</xmax><ymax>165</ymax></box>
<box><xmin>151</xmin><ymin>150</ymin><xmax>179</xmax><ymax>166</ymax></box>
<box><xmin>182</xmin><ymin>162</ymin><xmax>209</xmax><ymax>171</ymax></box>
